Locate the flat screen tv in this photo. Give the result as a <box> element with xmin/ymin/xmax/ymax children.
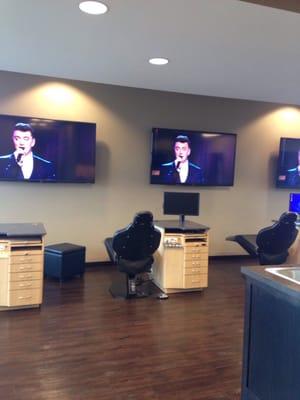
<box><xmin>276</xmin><ymin>138</ymin><xmax>300</xmax><ymax>189</ymax></box>
<box><xmin>289</xmin><ymin>193</ymin><xmax>300</xmax><ymax>213</ymax></box>
<box><xmin>150</xmin><ymin>127</ymin><xmax>236</xmax><ymax>186</ymax></box>
<box><xmin>163</xmin><ymin>191</ymin><xmax>199</xmax><ymax>225</ymax></box>
<box><xmin>0</xmin><ymin>114</ymin><xmax>96</xmax><ymax>183</ymax></box>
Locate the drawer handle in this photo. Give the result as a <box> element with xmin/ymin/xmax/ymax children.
<box><xmin>19</xmin><ymin>266</ymin><xmax>32</xmax><ymax>270</ymax></box>
<box><xmin>20</xmin><ymin>275</ymin><xmax>32</xmax><ymax>278</ymax></box>
<box><xmin>18</xmin><ymin>295</ymin><xmax>32</xmax><ymax>300</ymax></box>
<box><xmin>19</xmin><ymin>283</ymin><xmax>32</xmax><ymax>287</ymax></box>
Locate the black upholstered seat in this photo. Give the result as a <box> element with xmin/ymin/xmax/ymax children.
<box><xmin>105</xmin><ymin>211</ymin><xmax>161</xmax><ymax>298</ymax></box>
<box><xmin>226</xmin><ymin>212</ymin><xmax>298</xmax><ymax>265</ymax></box>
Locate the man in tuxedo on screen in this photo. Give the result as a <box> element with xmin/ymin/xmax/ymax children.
<box><xmin>0</xmin><ymin>122</ymin><xmax>55</xmax><ymax>180</ymax></box>
<box><xmin>160</xmin><ymin>135</ymin><xmax>204</xmax><ymax>184</ymax></box>
<box><xmin>285</xmin><ymin>149</ymin><xmax>300</xmax><ymax>187</ymax></box>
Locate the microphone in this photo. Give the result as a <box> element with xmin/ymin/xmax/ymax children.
<box><xmin>175</xmin><ymin>160</ymin><xmax>181</xmax><ymax>170</ymax></box>
<box><xmin>16</xmin><ymin>147</ymin><xmax>25</xmax><ymax>164</ymax></box>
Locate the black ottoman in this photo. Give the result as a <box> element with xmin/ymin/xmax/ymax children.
<box><xmin>44</xmin><ymin>243</ymin><xmax>86</xmax><ymax>283</ymax></box>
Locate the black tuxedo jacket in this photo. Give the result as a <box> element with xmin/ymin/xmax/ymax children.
<box><xmin>286</xmin><ymin>167</ymin><xmax>300</xmax><ymax>187</ymax></box>
<box><xmin>0</xmin><ymin>153</ymin><xmax>55</xmax><ymax>180</ymax></box>
<box><xmin>160</xmin><ymin>161</ymin><xmax>204</xmax><ymax>184</ymax></box>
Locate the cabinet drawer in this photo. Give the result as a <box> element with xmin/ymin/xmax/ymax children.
<box><xmin>185</xmin><ymin>246</ymin><xmax>208</xmax><ymax>254</ymax></box>
<box><xmin>10</xmin><ymin>263</ymin><xmax>42</xmax><ymax>273</ymax></box>
<box><xmin>185</xmin><ymin>267</ymin><xmax>202</xmax><ymax>274</ymax></box>
<box><xmin>184</xmin><ymin>253</ymin><xmax>208</xmax><ymax>261</ymax></box>
<box><xmin>11</xmin><ymin>254</ymin><xmax>42</xmax><ymax>264</ymax></box>
<box><xmin>184</xmin><ymin>274</ymin><xmax>208</xmax><ymax>288</ymax></box>
<box><xmin>9</xmin><ymin>288</ymin><xmax>42</xmax><ymax>306</ymax></box>
<box><xmin>185</xmin><ymin>259</ymin><xmax>208</xmax><ymax>268</ymax></box>
<box><xmin>185</xmin><ymin>266</ymin><xmax>208</xmax><ymax>275</ymax></box>
<box><xmin>9</xmin><ymin>271</ymin><xmax>43</xmax><ymax>282</ymax></box>
<box><xmin>10</xmin><ymin>280</ymin><xmax>41</xmax><ymax>290</ymax></box>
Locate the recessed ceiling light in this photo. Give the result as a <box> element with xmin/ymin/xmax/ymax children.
<box><xmin>79</xmin><ymin>1</ymin><xmax>108</xmax><ymax>15</ymax></box>
<box><xmin>149</xmin><ymin>58</ymin><xmax>169</xmax><ymax>66</ymax></box>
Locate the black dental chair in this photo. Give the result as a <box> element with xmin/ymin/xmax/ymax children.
<box><xmin>226</xmin><ymin>212</ymin><xmax>298</xmax><ymax>265</ymax></box>
<box><xmin>105</xmin><ymin>211</ymin><xmax>161</xmax><ymax>298</ymax></box>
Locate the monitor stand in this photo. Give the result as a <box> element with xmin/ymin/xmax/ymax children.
<box><xmin>179</xmin><ymin>214</ymin><xmax>185</xmax><ymax>227</ymax></box>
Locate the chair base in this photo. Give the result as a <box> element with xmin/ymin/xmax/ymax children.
<box><xmin>258</xmin><ymin>251</ymin><xmax>289</xmax><ymax>265</ymax></box>
<box><xmin>109</xmin><ymin>272</ymin><xmax>152</xmax><ymax>299</ymax></box>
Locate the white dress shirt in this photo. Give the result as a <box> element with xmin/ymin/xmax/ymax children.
<box><xmin>16</xmin><ymin>152</ymin><xmax>34</xmax><ymax>179</ymax></box>
<box><xmin>176</xmin><ymin>160</ymin><xmax>189</xmax><ymax>183</ymax></box>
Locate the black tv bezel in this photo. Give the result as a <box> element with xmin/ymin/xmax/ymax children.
<box><xmin>0</xmin><ymin>113</ymin><xmax>96</xmax><ymax>184</ymax></box>
<box><xmin>150</xmin><ymin>127</ymin><xmax>237</xmax><ymax>187</ymax></box>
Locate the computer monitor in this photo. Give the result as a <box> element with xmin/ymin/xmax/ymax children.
<box><xmin>163</xmin><ymin>192</ymin><xmax>199</xmax><ymax>225</ymax></box>
<box><xmin>289</xmin><ymin>193</ymin><xmax>300</xmax><ymax>213</ymax></box>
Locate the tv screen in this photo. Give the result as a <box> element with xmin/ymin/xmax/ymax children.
<box><xmin>289</xmin><ymin>193</ymin><xmax>300</xmax><ymax>213</ymax></box>
<box><xmin>163</xmin><ymin>192</ymin><xmax>199</xmax><ymax>216</ymax></box>
<box><xmin>276</xmin><ymin>138</ymin><xmax>300</xmax><ymax>189</ymax></box>
<box><xmin>150</xmin><ymin>128</ymin><xmax>236</xmax><ymax>186</ymax></box>
<box><xmin>0</xmin><ymin>114</ymin><xmax>96</xmax><ymax>183</ymax></box>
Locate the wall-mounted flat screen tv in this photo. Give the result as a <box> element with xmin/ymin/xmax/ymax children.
<box><xmin>276</xmin><ymin>137</ymin><xmax>300</xmax><ymax>189</ymax></box>
<box><xmin>150</xmin><ymin>127</ymin><xmax>236</xmax><ymax>186</ymax></box>
<box><xmin>0</xmin><ymin>114</ymin><xmax>96</xmax><ymax>183</ymax></box>
<box><xmin>289</xmin><ymin>193</ymin><xmax>300</xmax><ymax>213</ymax></box>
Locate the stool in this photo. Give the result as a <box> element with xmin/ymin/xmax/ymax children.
<box><xmin>44</xmin><ymin>242</ymin><xmax>86</xmax><ymax>283</ymax></box>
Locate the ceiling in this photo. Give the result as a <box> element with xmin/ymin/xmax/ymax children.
<box><xmin>1</xmin><ymin>0</ymin><xmax>300</xmax><ymax>105</ymax></box>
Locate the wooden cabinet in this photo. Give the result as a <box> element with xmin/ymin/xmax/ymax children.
<box><xmin>241</xmin><ymin>266</ymin><xmax>300</xmax><ymax>400</ymax></box>
<box><xmin>0</xmin><ymin>238</ymin><xmax>44</xmax><ymax>310</ymax></box>
<box><xmin>153</xmin><ymin>223</ymin><xmax>209</xmax><ymax>294</ymax></box>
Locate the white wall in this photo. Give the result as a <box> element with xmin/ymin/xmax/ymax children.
<box><xmin>0</xmin><ymin>71</ymin><xmax>299</xmax><ymax>261</ymax></box>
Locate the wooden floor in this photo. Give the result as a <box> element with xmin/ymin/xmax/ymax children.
<box><xmin>0</xmin><ymin>257</ymin><xmax>257</xmax><ymax>400</ymax></box>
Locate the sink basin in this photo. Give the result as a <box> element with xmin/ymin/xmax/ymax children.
<box><xmin>265</xmin><ymin>267</ymin><xmax>300</xmax><ymax>285</ymax></box>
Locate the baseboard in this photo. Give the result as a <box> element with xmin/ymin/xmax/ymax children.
<box><xmin>209</xmin><ymin>254</ymin><xmax>255</xmax><ymax>260</ymax></box>
<box><xmin>86</xmin><ymin>261</ymin><xmax>114</xmax><ymax>267</ymax></box>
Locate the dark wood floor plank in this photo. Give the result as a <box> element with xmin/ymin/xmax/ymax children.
<box><xmin>0</xmin><ymin>258</ymin><xmax>257</xmax><ymax>400</ymax></box>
